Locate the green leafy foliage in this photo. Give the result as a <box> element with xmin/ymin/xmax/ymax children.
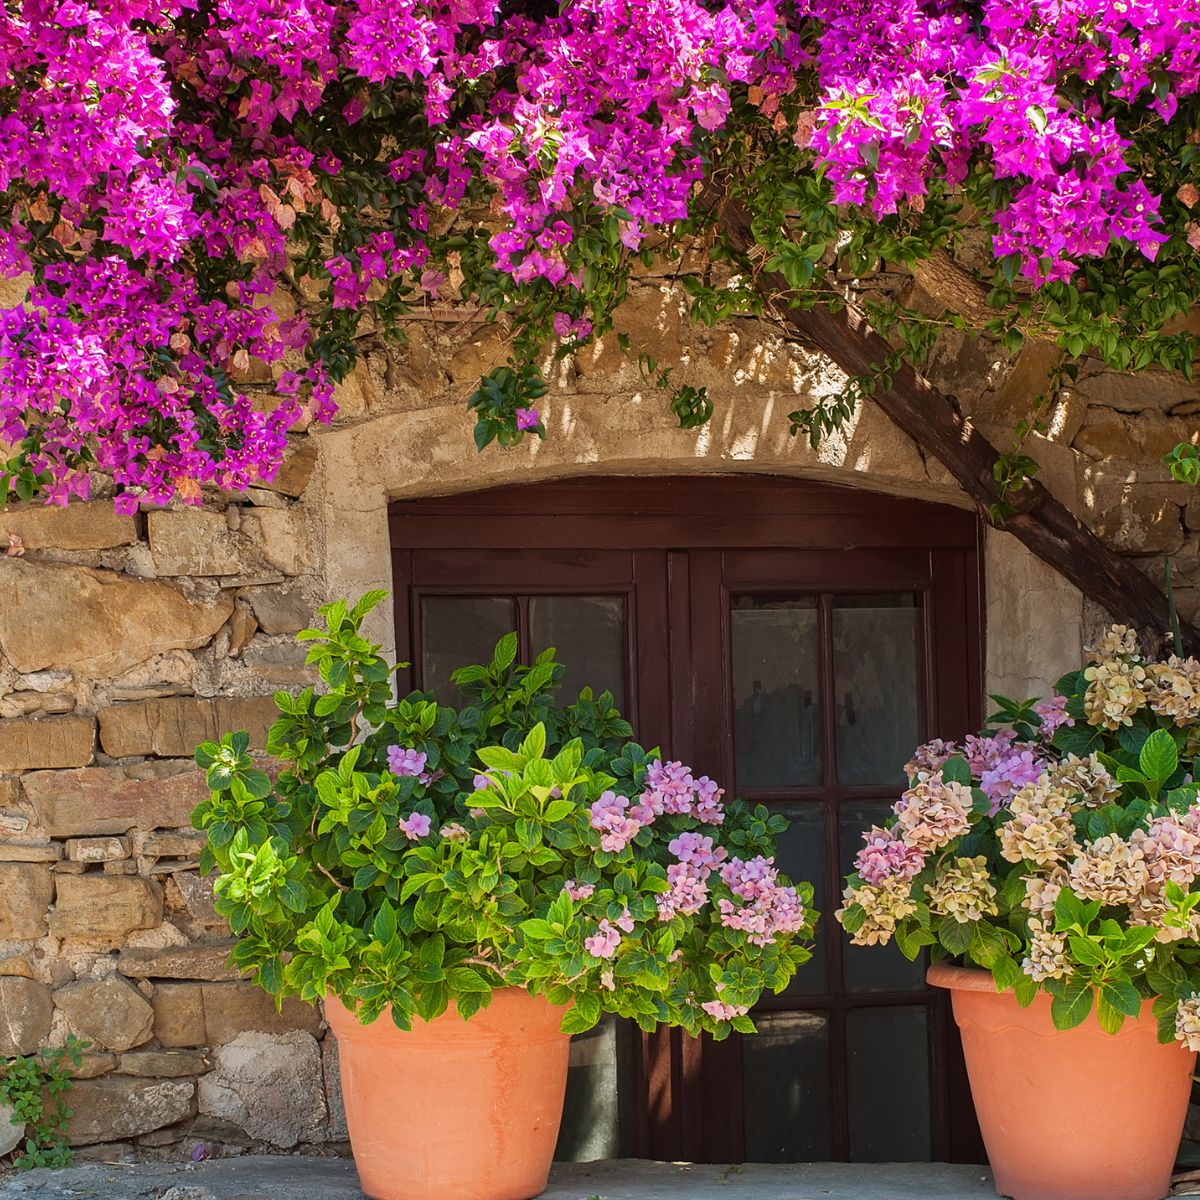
<box><xmin>0</xmin><ymin>1036</ymin><xmax>87</xmax><ymax>1170</ymax></box>
<box><xmin>194</xmin><ymin>594</ymin><xmax>815</xmax><ymax>1037</ymax></box>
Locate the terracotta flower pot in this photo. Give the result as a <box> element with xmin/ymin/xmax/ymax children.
<box><xmin>325</xmin><ymin>988</ymin><xmax>571</xmax><ymax>1200</ymax></box>
<box><xmin>929</xmin><ymin>962</ymin><xmax>1195</xmax><ymax>1200</ymax></box>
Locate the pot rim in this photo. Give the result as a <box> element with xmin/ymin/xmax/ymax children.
<box><xmin>926</xmin><ymin>960</ymin><xmax>998</xmax><ymax>992</ymax></box>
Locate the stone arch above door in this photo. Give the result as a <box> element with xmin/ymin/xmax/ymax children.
<box><xmin>308</xmin><ymin>386</ymin><xmax>972</xmax><ymax>664</ymax></box>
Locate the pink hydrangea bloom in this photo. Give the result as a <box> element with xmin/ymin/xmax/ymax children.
<box><xmin>854</xmin><ymin>825</ymin><xmax>925</xmax><ymax>884</ymax></box>
<box><xmin>717</xmin><ymin>856</ymin><xmax>807</xmax><ymax>946</ymax></box>
<box><xmin>964</xmin><ymin>730</ymin><xmax>1017</xmax><ymax>776</ymax></box>
<box><xmin>563</xmin><ymin>879</ymin><xmax>595</xmax><ymax>902</ymax></box>
<box><xmin>1034</xmin><ymin>696</ymin><xmax>1074</xmax><ymax>737</ymax></box>
<box><xmin>388</xmin><ymin>746</ymin><xmax>428</xmax><ymax>777</ymax></box>
<box><xmin>399</xmin><ymin>811</ymin><xmax>432</xmax><ymax>840</ymax></box>
<box><xmin>589</xmin><ymin>790</ymin><xmax>642</xmax><ymax>852</ymax></box>
<box><xmin>701</xmin><ymin>998</ymin><xmax>750</xmax><ymax>1021</ymax></box>
<box><xmin>668</xmin><ymin>831</ymin><xmax>727</xmax><ymax>871</ymax></box>
<box><xmin>657</xmin><ymin>860</ymin><xmax>710</xmax><ymax>919</ymax></box>
<box><xmin>979</xmin><ymin>749</ymin><xmax>1046</xmax><ymax>811</ymax></box>
<box><xmin>584</xmin><ymin>918</ymin><xmax>623</xmax><ymax>959</ymax></box>
<box><xmin>904</xmin><ymin>738</ymin><xmax>958</xmax><ymax>783</ymax></box>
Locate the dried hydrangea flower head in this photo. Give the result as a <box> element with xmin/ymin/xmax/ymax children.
<box><xmin>1147</xmin><ymin>656</ymin><xmax>1200</xmax><ymax>727</ymax></box>
<box><xmin>998</xmin><ymin>778</ymin><xmax>1078</xmax><ymax>867</ymax></box>
<box><xmin>1047</xmin><ymin>753</ymin><xmax>1119</xmax><ymax>808</ymax></box>
<box><xmin>927</xmin><ymin>856</ymin><xmax>998</xmax><ymax>924</ymax></box>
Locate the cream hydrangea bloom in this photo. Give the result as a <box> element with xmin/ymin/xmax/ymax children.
<box><xmin>892</xmin><ymin>779</ymin><xmax>972</xmax><ymax>852</ymax></box>
<box><xmin>1022</xmin><ymin>866</ymin><xmax>1069</xmax><ymax>916</ymax></box>
<box><xmin>1176</xmin><ymin>996</ymin><xmax>1200</xmax><ymax>1052</ymax></box>
<box><xmin>1068</xmin><ymin>834</ymin><xmax>1150</xmax><ymax>906</ymax></box>
<box><xmin>1146</xmin><ymin>656</ymin><xmax>1200</xmax><ymax>727</ymax></box>
<box><xmin>1022</xmin><ymin>917</ymin><xmax>1071</xmax><ymax>982</ymax></box>
<box><xmin>1047</xmin><ymin>753</ymin><xmax>1119</xmax><ymax>809</ymax></box>
<box><xmin>838</xmin><ymin>878</ymin><xmax>917</xmax><ymax>947</ymax></box>
<box><xmin>1087</xmin><ymin>625</ymin><xmax>1140</xmax><ymax>663</ymax></box>
<box><xmin>999</xmin><ymin>779</ymin><xmax>1078</xmax><ymax>866</ymax></box>
<box><xmin>928</xmin><ymin>855</ymin><xmax>998</xmax><ymax>923</ymax></box>
<box><xmin>1083</xmin><ymin>659</ymin><xmax>1148</xmax><ymax>730</ymax></box>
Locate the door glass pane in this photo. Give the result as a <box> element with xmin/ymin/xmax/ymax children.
<box><xmin>529</xmin><ymin>595</ymin><xmax>626</xmax><ymax>710</ymax></box>
<box><xmin>834</xmin><ymin>595</ymin><xmax>923</xmax><ymax>786</ymax></box>
<box><xmin>556</xmin><ymin>1016</ymin><xmax>622</xmax><ymax>1161</ymax></box>
<box><xmin>846</xmin><ymin>1006</ymin><xmax>931</xmax><ymax>1161</ymax></box>
<box><xmin>840</xmin><ymin>801</ymin><xmax>926</xmax><ymax>993</ymax></box>
<box><xmin>420</xmin><ymin>596</ymin><xmax>517</xmax><ymax>704</ymax></box>
<box><xmin>743</xmin><ymin>1011</ymin><xmax>832</xmax><ymax>1161</ymax></box>
<box><xmin>772</xmin><ymin>804</ymin><xmax>827</xmax><ymax>994</ymax></box>
<box><xmin>732</xmin><ymin>596</ymin><xmax>820</xmax><ymax>788</ymax></box>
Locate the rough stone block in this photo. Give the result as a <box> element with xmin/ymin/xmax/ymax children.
<box><xmin>0</xmin><ymin>1102</ymin><xmax>22</xmax><ymax>1156</ymax></box>
<box><xmin>321</xmin><ymin>1033</ymin><xmax>348</xmax><ymax>1142</ymax></box>
<box><xmin>22</xmin><ymin>762</ymin><xmax>213</xmax><ymax>837</ymax></box>
<box><xmin>0</xmin><ymin>842</ymin><xmax>61</xmax><ymax>862</ymax></box>
<box><xmin>0</xmin><ymin>954</ymin><xmax>34</xmax><ymax>978</ymax></box>
<box><xmin>50</xmin><ymin>875</ymin><xmax>163</xmax><ymax>946</ymax></box>
<box><xmin>167</xmin><ymin>871</ymin><xmax>223</xmax><ymax>926</ymax></box>
<box><xmin>118</xmin><ymin>942</ymin><xmax>245</xmax><ymax>983</ymax></box>
<box><xmin>259</xmin><ymin>439</ymin><xmax>316</xmax><ymax>498</ymax></box>
<box><xmin>118</xmin><ymin>1049</ymin><xmax>211</xmax><ymax>1078</ymax></box>
<box><xmin>241</xmin><ymin>585</ymin><xmax>312</xmax><ymax>635</ymax></box>
<box><xmin>0</xmin><ymin>559</ymin><xmax>233</xmax><ymax>677</ymax></box>
<box><xmin>0</xmin><ymin>692</ymin><xmax>75</xmax><ymax>719</ymax></box>
<box><xmin>65</xmin><ymin>836</ymin><xmax>131</xmax><ymax>863</ymax></box>
<box><xmin>139</xmin><ymin>830</ymin><xmax>207</xmax><ymax>860</ymax></box>
<box><xmin>98</xmin><ymin>696</ymin><xmax>277</xmax><ymax>759</ymax></box>
<box><xmin>1083</xmin><ymin>474</ymin><xmax>1186</xmax><ymax>553</ymax></box>
<box><xmin>0</xmin><ymin>715</ymin><xmax>95</xmax><ymax>771</ymax></box>
<box><xmin>152</xmin><ymin>982</ymin><xmax>322</xmax><ymax>1048</ymax></box>
<box><xmin>148</xmin><ymin>509</ymin><xmax>243</xmax><ymax>577</ymax></box>
<box><xmin>64</xmin><ymin>1077</ymin><xmax>195</xmax><ymax>1146</ymax></box>
<box><xmin>72</xmin><ymin>1052</ymin><xmax>118</xmax><ymax>1080</ymax></box>
<box><xmin>240</xmin><ymin>508</ymin><xmax>309</xmax><ymax>576</ymax></box>
<box><xmin>0</xmin><ymin>501</ymin><xmax>137</xmax><ymax>552</ymax></box>
<box><xmin>0</xmin><ymin>862</ymin><xmax>53</xmax><ymax>939</ymax></box>
<box><xmin>0</xmin><ymin>976</ymin><xmax>54</xmax><ymax>1056</ymax></box>
<box><xmin>197</xmin><ymin>1030</ymin><xmax>325</xmax><ymax>1148</ymax></box>
<box><xmin>54</xmin><ymin>974</ymin><xmax>155</xmax><ymax>1053</ymax></box>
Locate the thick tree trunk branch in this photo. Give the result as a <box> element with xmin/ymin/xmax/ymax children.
<box><xmin>907</xmin><ymin>251</ymin><xmax>1047</xmax><ymax>342</ymax></box>
<box><xmin>722</xmin><ymin>202</ymin><xmax>1195</xmax><ymax>651</ymax></box>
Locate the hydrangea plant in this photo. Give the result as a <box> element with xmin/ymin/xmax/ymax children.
<box><xmin>837</xmin><ymin>625</ymin><xmax>1200</xmax><ymax>1047</ymax></box>
<box><xmin>193</xmin><ymin>593</ymin><xmax>815</xmax><ymax>1036</ymax></box>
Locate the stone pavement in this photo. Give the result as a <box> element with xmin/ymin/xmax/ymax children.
<box><xmin>0</xmin><ymin>1157</ymin><xmax>999</xmax><ymax>1200</ymax></box>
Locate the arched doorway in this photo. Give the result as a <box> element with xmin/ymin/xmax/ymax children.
<box><xmin>388</xmin><ymin>474</ymin><xmax>984</xmax><ymax>1165</ymax></box>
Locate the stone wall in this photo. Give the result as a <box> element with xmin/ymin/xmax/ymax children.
<box><xmin>0</xmin><ymin>272</ymin><xmax>1196</xmax><ymax>1160</ymax></box>
<box><xmin>0</xmin><ymin>474</ymin><xmax>343</xmax><ymax>1158</ymax></box>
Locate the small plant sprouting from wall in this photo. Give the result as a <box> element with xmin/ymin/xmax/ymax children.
<box><xmin>0</xmin><ymin>1036</ymin><xmax>87</xmax><ymax>1170</ymax></box>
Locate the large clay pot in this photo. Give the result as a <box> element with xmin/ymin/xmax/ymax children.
<box><xmin>325</xmin><ymin>988</ymin><xmax>571</xmax><ymax>1200</ymax></box>
<box><xmin>930</xmin><ymin>962</ymin><xmax>1195</xmax><ymax>1200</ymax></box>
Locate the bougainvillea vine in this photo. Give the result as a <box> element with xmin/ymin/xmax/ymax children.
<box><xmin>2</xmin><ymin>1</ymin><xmax>1200</xmax><ymax>509</ymax></box>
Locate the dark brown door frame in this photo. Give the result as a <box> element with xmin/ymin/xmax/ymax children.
<box><xmin>389</xmin><ymin>473</ymin><xmax>985</xmax><ymax>1164</ymax></box>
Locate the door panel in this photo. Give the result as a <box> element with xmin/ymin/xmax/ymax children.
<box><xmin>389</xmin><ymin>476</ymin><xmax>984</xmax><ymax>1165</ymax></box>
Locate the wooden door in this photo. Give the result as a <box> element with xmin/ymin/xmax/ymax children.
<box><xmin>389</xmin><ymin>476</ymin><xmax>984</xmax><ymax>1164</ymax></box>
